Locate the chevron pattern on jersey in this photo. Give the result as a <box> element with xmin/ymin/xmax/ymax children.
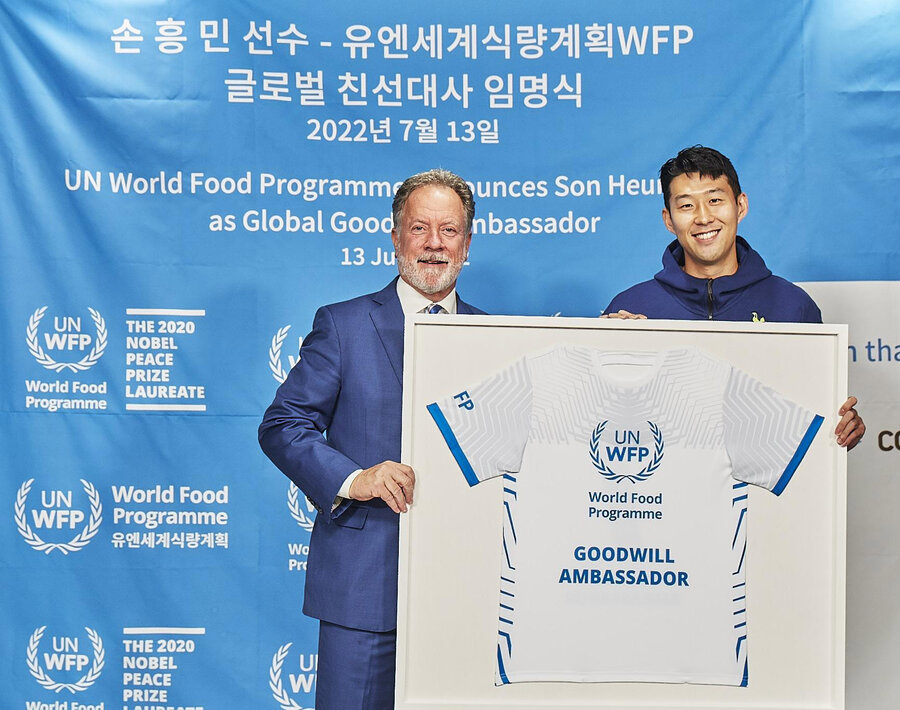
<box><xmin>528</xmin><ymin>348</ymin><xmax>731</xmax><ymax>450</ymax></box>
<box><xmin>436</xmin><ymin>357</ymin><xmax>533</xmax><ymax>483</ymax></box>
<box><xmin>724</xmin><ymin>369</ymin><xmax>816</xmax><ymax>491</ymax></box>
<box><xmin>732</xmin><ymin>481</ymin><xmax>749</xmax><ymax>685</ymax></box>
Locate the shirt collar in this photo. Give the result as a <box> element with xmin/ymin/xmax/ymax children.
<box><xmin>396</xmin><ymin>276</ymin><xmax>457</xmax><ymax>315</ymax></box>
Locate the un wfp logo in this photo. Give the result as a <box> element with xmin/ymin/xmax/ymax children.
<box><xmin>589</xmin><ymin>420</ymin><xmax>664</xmax><ymax>484</ymax></box>
<box><xmin>26</xmin><ymin>626</ymin><xmax>105</xmax><ymax>693</ymax></box>
<box><xmin>269</xmin><ymin>643</ymin><xmax>316</xmax><ymax>710</ymax></box>
<box><xmin>26</xmin><ymin>307</ymin><xmax>107</xmax><ymax>372</ymax></box>
<box><xmin>269</xmin><ymin>326</ymin><xmax>303</xmax><ymax>383</ymax></box>
<box><xmin>15</xmin><ymin>479</ymin><xmax>102</xmax><ymax>554</ymax></box>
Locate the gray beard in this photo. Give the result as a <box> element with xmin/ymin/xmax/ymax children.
<box><xmin>396</xmin><ymin>253</ymin><xmax>463</xmax><ymax>296</ymax></box>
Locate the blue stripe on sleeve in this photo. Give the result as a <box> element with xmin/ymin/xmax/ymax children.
<box><xmin>427</xmin><ymin>402</ymin><xmax>479</xmax><ymax>486</ymax></box>
<box><xmin>772</xmin><ymin>414</ymin><xmax>824</xmax><ymax>496</ymax></box>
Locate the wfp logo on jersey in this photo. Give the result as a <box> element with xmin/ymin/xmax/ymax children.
<box><xmin>269</xmin><ymin>643</ymin><xmax>316</xmax><ymax>709</ymax></box>
<box><xmin>26</xmin><ymin>626</ymin><xmax>105</xmax><ymax>693</ymax></box>
<box><xmin>27</xmin><ymin>307</ymin><xmax>107</xmax><ymax>372</ymax></box>
<box><xmin>269</xmin><ymin>325</ymin><xmax>303</xmax><ymax>383</ymax></box>
<box><xmin>15</xmin><ymin>479</ymin><xmax>103</xmax><ymax>554</ymax></box>
<box><xmin>589</xmin><ymin>420</ymin><xmax>664</xmax><ymax>484</ymax></box>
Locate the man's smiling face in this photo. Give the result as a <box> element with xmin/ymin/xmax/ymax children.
<box><xmin>662</xmin><ymin>172</ymin><xmax>748</xmax><ymax>279</ymax></box>
<box><xmin>393</xmin><ymin>184</ymin><xmax>471</xmax><ymax>301</ymax></box>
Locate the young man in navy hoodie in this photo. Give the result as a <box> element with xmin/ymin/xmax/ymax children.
<box><xmin>604</xmin><ymin>145</ymin><xmax>865</xmax><ymax>449</ymax></box>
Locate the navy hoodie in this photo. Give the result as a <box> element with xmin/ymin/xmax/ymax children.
<box><xmin>604</xmin><ymin>237</ymin><xmax>822</xmax><ymax>323</ymax></box>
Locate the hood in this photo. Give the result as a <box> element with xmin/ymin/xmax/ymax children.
<box><xmin>653</xmin><ymin>237</ymin><xmax>773</xmax><ymax>318</ymax></box>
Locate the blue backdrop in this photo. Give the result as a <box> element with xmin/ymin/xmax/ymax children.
<box><xmin>3</xmin><ymin>2</ymin><xmax>898</xmax><ymax>708</ymax></box>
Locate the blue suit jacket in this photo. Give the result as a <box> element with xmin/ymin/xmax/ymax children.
<box><xmin>259</xmin><ymin>278</ymin><xmax>485</xmax><ymax>632</ymax></box>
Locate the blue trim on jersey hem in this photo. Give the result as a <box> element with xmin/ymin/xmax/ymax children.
<box><xmin>427</xmin><ymin>403</ymin><xmax>479</xmax><ymax>486</ymax></box>
<box><xmin>773</xmin><ymin>414</ymin><xmax>824</xmax><ymax>496</ymax></box>
<box><xmin>497</xmin><ymin>646</ymin><xmax>510</xmax><ymax>684</ymax></box>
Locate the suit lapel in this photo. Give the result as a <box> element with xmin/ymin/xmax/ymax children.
<box><xmin>370</xmin><ymin>280</ymin><xmax>484</xmax><ymax>385</ymax></box>
<box><xmin>370</xmin><ymin>279</ymin><xmax>404</xmax><ymax>385</ymax></box>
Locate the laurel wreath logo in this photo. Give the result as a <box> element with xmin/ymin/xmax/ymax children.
<box><xmin>269</xmin><ymin>326</ymin><xmax>303</xmax><ymax>384</ymax></box>
<box><xmin>589</xmin><ymin>420</ymin><xmax>665</xmax><ymax>484</ymax></box>
<box><xmin>269</xmin><ymin>643</ymin><xmax>313</xmax><ymax>710</ymax></box>
<box><xmin>15</xmin><ymin>479</ymin><xmax>103</xmax><ymax>554</ymax></box>
<box><xmin>269</xmin><ymin>326</ymin><xmax>291</xmax><ymax>383</ymax></box>
<box><xmin>27</xmin><ymin>626</ymin><xmax>105</xmax><ymax>693</ymax></box>
<box><xmin>26</xmin><ymin>307</ymin><xmax>107</xmax><ymax>373</ymax></box>
<box><xmin>287</xmin><ymin>483</ymin><xmax>315</xmax><ymax>532</ymax></box>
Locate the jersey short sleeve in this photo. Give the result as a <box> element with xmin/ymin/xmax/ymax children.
<box><xmin>723</xmin><ymin>367</ymin><xmax>824</xmax><ymax>495</ymax></box>
<box><xmin>427</xmin><ymin>358</ymin><xmax>532</xmax><ymax>486</ymax></box>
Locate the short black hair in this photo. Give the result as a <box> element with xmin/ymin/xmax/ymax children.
<box><xmin>660</xmin><ymin>146</ymin><xmax>742</xmax><ymax>209</ymax></box>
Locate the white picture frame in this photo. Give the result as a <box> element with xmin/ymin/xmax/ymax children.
<box><xmin>397</xmin><ymin>316</ymin><xmax>846</xmax><ymax>710</ymax></box>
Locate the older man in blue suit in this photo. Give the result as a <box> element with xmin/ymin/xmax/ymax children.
<box><xmin>259</xmin><ymin>169</ymin><xmax>484</xmax><ymax>709</ymax></box>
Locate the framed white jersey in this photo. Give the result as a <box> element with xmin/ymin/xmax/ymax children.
<box><xmin>427</xmin><ymin>346</ymin><xmax>823</xmax><ymax>686</ymax></box>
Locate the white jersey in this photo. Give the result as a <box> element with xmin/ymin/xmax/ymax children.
<box><xmin>427</xmin><ymin>346</ymin><xmax>823</xmax><ymax>686</ymax></box>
